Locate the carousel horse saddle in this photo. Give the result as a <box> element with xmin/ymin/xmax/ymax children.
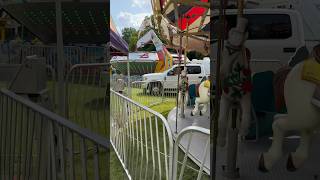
<box><xmin>204</xmin><ymin>80</ymin><xmax>210</xmax><ymax>88</ymax></box>
<box><xmin>301</xmin><ymin>58</ymin><xmax>320</xmax><ymax>85</ymax></box>
<box><xmin>188</xmin><ymin>80</ymin><xmax>211</xmax><ymax>104</ymax></box>
<box><xmin>189</xmin><ymin>84</ymin><xmax>201</xmax><ymax>98</ymax></box>
<box><xmin>247</xmin><ymin>71</ymin><xmax>277</xmax><ymax>140</ymax></box>
<box><xmin>188</xmin><ymin>84</ymin><xmax>198</xmax><ymax>105</ymax></box>
<box><xmin>303</xmin><ymin>59</ymin><xmax>320</xmax><ymax>108</ymax></box>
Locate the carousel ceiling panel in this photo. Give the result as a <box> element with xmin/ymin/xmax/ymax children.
<box><xmin>157</xmin><ymin>0</ymin><xmax>209</xmax><ymax>33</ymax></box>
<box><xmin>1</xmin><ymin>2</ymin><xmax>108</xmax><ymax>44</ymax></box>
<box><xmin>151</xmin><ymin>0</ymin><xmax>210</xmax><ymax>54</ymax></box>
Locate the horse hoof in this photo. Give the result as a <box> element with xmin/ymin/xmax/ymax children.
<box><xmin>191</xmin><ymin>112</ymin><xmax>194</xmax><ymax>116</ymax></box>
<box><xmin>287</xmin><ymin>154</ymin><xmax>297</xmax><ymax>172</ymax></box>
<box><xmin>258</xmin><ymin>154</ymin><xmax>269</xmax><ymax>173</ymax></box>
<box><xmin>200</xmin><ymin>111</ymin><xmax>203</xmax><ymax>116</ymax></box>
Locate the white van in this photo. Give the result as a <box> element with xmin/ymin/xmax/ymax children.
<box><xmin>142</xmin><ymin>63</ymin><xmax>208</xmax><ymax>95</ymax></box>
<box><xmin>212</xmin><ymin>8</ymin><xmax>317</xmax><ymax>72</ymax></box>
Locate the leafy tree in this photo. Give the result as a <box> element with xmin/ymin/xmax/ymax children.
<box><xmin>121</xmin><ymin>27</ymin><xmax>139</xmax><ymax>51</ymax></box>
<box><xmin>121</xmin><ymin>27</ymin><xmax>137</xmax><ymax>44</ymax></box>
<box><xmin>187</xmin><ymin>51</ymin><xmax>205</xmax><ymax>60</ymax></box>
<box><xmin>128</xmin><ymin>34</ymin><xmax>138</xmax><ymax>51</ymax></box>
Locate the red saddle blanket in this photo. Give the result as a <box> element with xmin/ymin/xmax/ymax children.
<box><xmin>196</xmin><ymin>84</ymin><xmax>200</xmax><ymax>97</ymax></box>
<box><xmin>273</xmin><ymin>66</ymin><xmax>292</xmax><ymax>112</ymax></box>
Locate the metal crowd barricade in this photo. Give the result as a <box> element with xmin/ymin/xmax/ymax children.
<box><xmin>110</xmin><ymin>90</ymin><xmax>174</xmax><ymax>180</ymax></box>
<box><xmin>172</xmin><ymin>126</ymin><xmax>210</xmax><ymax>180</ymax></box>
<box><xmin>66</xmin><ymin>63</ymin><xmax>109</xmax><ymax>136</ymax></box>
<box><xmin>0</xmin><ymin>89</ymin><xmax>110</xmax><ymax>180</ymax></box>
<box><xmin>18</xmin><ymin>45</ymin><xmax>105</xmax><ymax>69</ymax></box>
<box><xmin>127</xmin><ymin>80</ymin><xmax>177</xmax><ymax>108</ymax></box>
<box><xmin>109</xmin><ymin>73</ymin><xmax>178</xmax><ymax>109</ymax></box>
<box><xmin>130</xmin><ymin>80</ymin><xmax>165</xmax><ymax>107</ymax></box>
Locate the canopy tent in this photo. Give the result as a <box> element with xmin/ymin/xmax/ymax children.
<box><xmin>151</xmin><ymin>0</ymin><xmax>210</xmax><ymax>55</ymax></box>
<box><xmin>1</xmin><ymin>1</ymin><xmax>108</xmax><ymax>44</ymax></box>
<box><xmin>110</xmin><ymin>52</ymin><xmax>160</xmax><ymax>75</ymax></box>
<box><xmin>110</xmin><ymin>16</ymin><xmax>129</xmax><ymax>55</ymax></box>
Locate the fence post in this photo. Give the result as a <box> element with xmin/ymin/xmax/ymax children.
<box><xmin>127</xmin><ymin>56</ymin><xmax>131</xmax><ymax>98</ymax></box>
<box><xmin>39</xmin><ymin>118</ymin><xmax>50</xmax><ymax>179</ymax></box>
<box><xmin>161</xmin><ymin>81</ymin><xmax>165</xmax><ymax>103</ymax></box>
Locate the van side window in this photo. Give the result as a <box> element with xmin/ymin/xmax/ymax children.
<box><xmin>212</xmin><ymin>14</ymin><xmax>292</xmax><ymax>40</ymax></box>
<box><xmin>247</xmin><ymin>14</ymin><xmax>292</xmax><ymax>39</ymax></box>
<box><xmin>171</xmin><ymin>66</ymin><xmax>184</xmax><ymax>75</ymax></box>
<box><xmin>187</xmin><ymin>66</ymin><xmax>201</xmax><ymax>74</ymax></box>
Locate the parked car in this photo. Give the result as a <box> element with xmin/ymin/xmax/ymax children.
<box><xmin>142</xmin><ymin>63</ymin><xmax>209</xmax><ymax>95</ymax></box>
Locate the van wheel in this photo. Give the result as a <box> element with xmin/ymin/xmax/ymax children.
<box><xmin>149</xmin><ymin>82</ymin><xmax>162</xmax><ymax>96</ymax></box>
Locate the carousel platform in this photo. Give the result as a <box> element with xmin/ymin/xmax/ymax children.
<box><xmin>167</xmin><ymin>107</ymin><xmax>211</xmax><ymax>174</ymax></box>
<box><xmin>167</xmin><ymin>107</ymin><xmax>320</xmax><ymax>179</ymax></box>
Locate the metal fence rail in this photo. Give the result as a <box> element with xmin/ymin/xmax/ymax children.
<box><xmin>1</xmin><ymin>44</ymin><xmax>105</xmax><ymax>68</ymax></box>
<box><xmin>172</xmin><ymin>126</ymin><xmax>210</xmax><ymax>180</ymax></box>
<box><xmin>110</xmin><ymin>77</ymin><xmax>177</xmax><ymax>109</ymax></box>
<box><xmin>20</xmin><ymin>45</ymin><xmax>105</xmax><ymax>67</ymax></box>
<box><xmin>110</xmin><ymin>90</ymin><xmax>174</xmax><ymax>180</ymax></box>
<box><xmin>131</xmin><ymin>80</ymin><xmax>178</xmax><ymax>107</ymax></box>
<box><xmin>0</xmin><ymin>89</ymin><xmax>110</xmax><ymax>180</ymax></box>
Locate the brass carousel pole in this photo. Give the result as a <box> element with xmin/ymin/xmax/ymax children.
<box><xmin>211</xmin><ymin>0</ymin><xmax>225</xmax><ymax>179</ymax></box>
<box><xmin>175</xmin><ymin>10</ymin><xmax>183</xmax><ymax>133</ymax></box>
<box><xmin>184</xmin><ymin>17</ymin><xmax>189</xmax><ymax>67</ymax></box>
<box><xmin>180</xmin><ymin>16</ymin><xmax>189</xmax><ymax>119</ymax></box>
<box><xmin>238</xmin><ymin>0</ymin><xmax>244</xmax><ymax>17</ymax></box>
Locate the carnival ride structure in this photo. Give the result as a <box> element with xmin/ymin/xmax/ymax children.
<box><xmin>150</xmin><ymin>0</ymin><xmax>212</xmax><ymax>175</ymax></box>
<box><xmin>111</xmin><ymin>28</ymin><xmax>176</xmax><ymax>75</ymax></box>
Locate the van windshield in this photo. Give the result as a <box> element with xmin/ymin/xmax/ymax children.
<box><xmin>212</xmin><ymin>14</ymin><xmax>292</xmax><ymax>40</ymax></box>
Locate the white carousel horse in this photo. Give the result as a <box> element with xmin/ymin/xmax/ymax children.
<box><xmin>259</xmin><ymin>48</ymin><xmax>320</xmax><ymax>172</ymax></box>
<box><xmin>178</xmin><ymin>69</ymin><xmax>189</xmax><ymax>109</ymax></box>
<box><xmin>191</xmin><ymin>79</ymin><xmax>210</xmax><ymax>116</ymax></box>
<box><xmin>217</xmin><ymin>17</ymin><xmax>252</xmax><ymax>147</ymax></box>
<box><xmin>177</xmin><ymin>69</ymin><xmax>189</xmax><ymax>118</ymax></box>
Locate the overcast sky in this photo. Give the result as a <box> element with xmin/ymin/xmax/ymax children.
<box><xmin>110</xmin><ymin>0</ymin><xmax>152</xmax><ymax>34</ymax></box>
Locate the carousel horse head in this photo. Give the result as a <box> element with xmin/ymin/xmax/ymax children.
<box><xmin>217</xmin><ymin>17</ymin><xmax>253</xmax><ymax>147</ymax></box>
<box><xmin>191</xmin><ymin>79</ymin><xmax>211</xmax><ymax>116</ymax></box>
<box><xmin>220</xmin><ymin>17</ymin><xmax>249</xmax><ymax>78</ymax></box>
<box><xmin>259</xmin><ymin>44</ymin><xmax>320</xmax><ymax>172</ymax></box>
<box><xmin>227</xmin><ymin>17</ymin><xmax>249</xmax><ymax>48</ymax></box>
